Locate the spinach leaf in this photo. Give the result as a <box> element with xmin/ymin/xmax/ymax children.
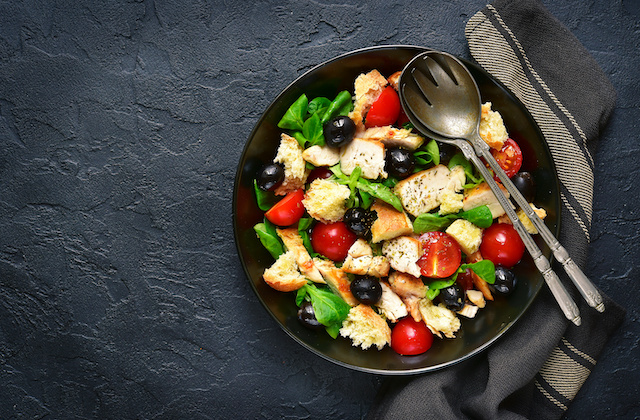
<box><xmin>302</xmin><ymin>112</ymin><xmax>325</xmax><ymax>147</ymax></box>
<box><xmin>253</xmin><ymin>219</ymin><xmax>284</xmax><ymax>260</ymax></box>
<box><xmin>297</xmin><ymin>283</ymin><xmax>351</xmax><ymax>338</ymax></box>
<box><xmin>298</xmin><ymin>217</ymin><xmax>315</xmax><ymax>257</ymax></box>
<box><xmin>426</xmin><ymin>259</ymin><xmax>496</xmax><ymax>300</ymax></box>
<box><xmin>308</xmin><ymin>97</ymin><xmax>331</xmax><ymax>118</ymax></box>
<box><xmin>413</xmin><ymin>205</ymin><xmax>493</xmax><ymax>233</ymax></box>
<box><xmin>321</xmin><ymin>91</ymin><xmax>352</xmax><ymax>124</ymax></box>
<box><xmin>278</xmin><ymin>94</ymin><xmax>308</xmax><ymax>131</ymax></box>
<box><xmin>253</xmin><ymin>179</ymin><xmax>277</xmax><ymax>211</ymax></box>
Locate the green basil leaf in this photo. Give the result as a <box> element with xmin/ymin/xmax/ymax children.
<box><xmin>321</xmin><ymin>91</ymin><xmax>352</xmax><ymax>124</ymax></box>
<box><xmin>253</xmin><ymin>179</ymin><xmax>277</xmax><ymax>211</ymax></box>
<box><xmin>302</xmin><ymin>112</ymin><xmax>325</xmax><ymax>146</ymax></box>
<box><xmin>305</xmin><ymin>283</ymin><xmax>351</xmax><ymax>327</ymax></box>
<box><xmin>278</xmin><ymin>94</ymin><xmax>308</xmax><ymax>131</ymax></box>
<box><xmin>253</xmin><ymin>219</ymin><xmax>284</xmax><ymax>260</ymax></box>
<box><xmin>413</xmin><ymin>212</ymin><xmax>455</xmax><ymax>233</ymax></box>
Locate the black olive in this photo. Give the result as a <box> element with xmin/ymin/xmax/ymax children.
<box><xmin>438</xmin><ymin>142</ymin><xmax>458</xmax><ymax>165</ymax></box>
<box><xmin>256</xmin><ymin>163</ymin><xmax>284</xmax><ymax>191</ymax></box>
<box><xmin>511</xmin><ymin>171</ymin><xmax>536</xmax><ymax>202</ymax></box>
<box><xmin>350</xmin><ymin>276</ymin><xmax>383</xmax><ymax>305</ymax></box>
<box><xmin>324</xmin><ymin>116</ymin><xmax>356</xmax><ymax>148</ymax></box>
<box><xmin>492</xmin><ymin>265</ymin><xmax>517</xmax><ymax>296</ymax></box>
<box><xmin>440</xmin><ymin>284</ymin><xmax>465</xmax><ymax>311</ymax></box>
<box><xmin>385</xmin><ymin>147</ymin><xmax>415</xmax><ymax>178</ymax></box>
<box><xmin>297</xmin><ymin>301</ymin><xmax>324</xmax><ymax>330</ymax></box>
<box><xmin>343</xmin><ymin>207</ymin><xmax>376</xmax><ymax>238</ymax></box>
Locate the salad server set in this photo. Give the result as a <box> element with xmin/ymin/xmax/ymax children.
<box><xmin>399</xmin><ymin>51</ymin><xmax>604</xmax><ymax>326</ymax></box>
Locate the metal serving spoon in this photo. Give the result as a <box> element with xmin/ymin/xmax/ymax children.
<box><xmin>399</xmin><ymin>51</ymin><xmax>605</xmax><ymax>324</ymax></box>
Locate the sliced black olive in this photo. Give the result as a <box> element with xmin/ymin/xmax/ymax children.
<box><xmin>385</xmin><ymin>147</ymin><xmax>415</xmax><ymax>178</ymax></box>
<box><xmin>324</xmin><ymin>115</ymin><xmax>356</xmax><ymax>148</ymax></box>
<box><xmin>350</xmin><ymin>276</ymin><xmax>383</xmax><ymax>305</ymax></box>
<box><xmin>511</xmin><ymin>171</ymin><xmax>536</xmax><ymax>202</ymax></box>
<box><xmin>256</xmin><ymin>163</ymin><xmax>285</xmax><ymax>191</ymax></box>
<box><xmin>492</xmin><ymin>265</ymin><xmax>517</xmax><ymax>296</ymax></box>
<box><xmin>343</xmin><ymin>207</ymin><xmax>376</xmax><ymax>238</ymax></box>
<box><xmin>438</xmin><ymin>142</ymin><xmax>457</xmax><ymax>165</ymax></box>
<box><xmin>297</xmin><ymin>301</ymin><xmax>324</xmax><ymax>330</ymax></box>
<box><xmin>440</xmin><ymin>284</ymin><xmax>465</xmax><ymax>312</ymax></box>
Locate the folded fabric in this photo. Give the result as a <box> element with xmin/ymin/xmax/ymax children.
<box><xmin>367</xmin><ymin>1</ymin><xmax>625</xmax><ymax>419</ymax></box>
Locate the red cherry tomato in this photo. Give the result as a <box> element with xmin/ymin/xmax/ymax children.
<box><xmin>391</xmin><ymin>317</ymin><xmax>434</xmax><ymax>355</ymax></box>
<box><xmin>396</xmin><ymin>107</ymin><xmax>411</xmax><ymax>127</ymax></box>
<box><xmin>480</xmin><ymin>223</ymin><xmax>525</xmax><ymax>267</ymax></box>
<box><xmin>365</xmin><ymin>86</ymin><xmax>401</xmax><ymax>128</ymax></box>
<box><xmin>307</xmin><ymin>167</ymin><xmax>333</xmax><ymax>184</ymax></box>
<box><xmin>456</xmin><ymin>268</ymin><xmax>474</xmax><ymax>291</ymax></box>
<box><xmin>417</xmin><ymin>231</ymin><xmax>462</xmax><ymax>278</ymax></box>
<box><xmin>490</xmin><ymin>138</ymin><xmax>523</xmax><ymax>181</ymax></box>
<box><xmin>265</xmin><ymin>189</ymin><xmax>305</xmax><ymax>227</ymax></box>
<box><xmin>310</xmin><ymin>221</ymin><xmax>357</xmax><ymax>261</ymax></box>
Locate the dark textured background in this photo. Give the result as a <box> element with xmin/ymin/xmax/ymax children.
<box><xmin>0</xmin><ymin>0</ymin><xmax>638</xmax><ymax>418</ymax></box>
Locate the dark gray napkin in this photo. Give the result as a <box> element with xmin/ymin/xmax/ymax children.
<box><xmin>367</xmin><ymin>1</ymin><xmax>625</xmax><ymax>419</ymax></box>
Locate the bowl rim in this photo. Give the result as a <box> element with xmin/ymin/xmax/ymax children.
<box><xmin>232</xmin><ymin>44</ymin><xmax>561</xmax><ymax>375</ymax></box>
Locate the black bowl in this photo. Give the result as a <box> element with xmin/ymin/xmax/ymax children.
<box><xmin>233</xmin><ymin>45</ymin><xmax>560</xmax><ymax>375</ymax></box>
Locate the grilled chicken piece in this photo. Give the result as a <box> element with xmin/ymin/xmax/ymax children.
<box><xmin>342</xmin><ymin>239</ymin><xmax>390</xmax><ymax>278</ymax></box>
<box><xmin>339</xmin><ymin>137</ymin><xmax>387</xmax><ymax>180</ymax></box>
<box><xmin>360</xmin><ymin>126</ymin><xmax>424</xmax><ymax>150</ymax></box>
<box><xmin>395</xmin><ymin>164</ymin><xmax>465</xmax><ymax>217</ymax></box>
<box><xmin>302</xmin><ymin>144</ymin><xmax>340</xmax><ymax>167</ymax></box>
<box><xmin>387</xmin><ymin>271</ymin><xmax>427</xmax><ymax>322</ymax></box>
<box><xmin>419</xmin><ymin>298</ymin><xmax>461</xmax><ymax>338</ymax></box>
<box><xmin>313</xmin><ymin>258</ymin><xmax>359</xmax><ymax>306</ymax></box>
<box><xmin>382</xmin><ymin>236</ymin><xmax>422</xmax><ymax>278</ymax></box>
<box><xmin>276</xmin><ymin>228</ymin><xmax>325</xmax><ymax>284</ymax></box>
<box><xmin>375</xmin><ymin>281</ymin><xmax>408</xmax><ymax>323</ymax></box>
<box><xmin>462</xmin><ymin>181</ymin><xmax>511</xmax><ymax>218</ymax></box>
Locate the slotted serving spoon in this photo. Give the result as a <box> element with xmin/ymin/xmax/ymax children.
<box><xmin>399</xmin><ymin>51</ymin><xmax>605</xmax><ymax>326</ymax></box>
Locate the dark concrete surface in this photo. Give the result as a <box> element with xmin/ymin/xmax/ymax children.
<box><xmin>0</xmin><ymin>0</ymin><xmax>637</xmax><ymax>418</ymax></box>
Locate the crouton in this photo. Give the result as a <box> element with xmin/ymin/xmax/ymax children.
<box><xmin>382</xmin><ymin>236</ymin><xmax>423</xmax><ymax>279</ymax></box>
<box><xmin>463</xmin><ymin>181</ymin><xmax>511</xmax><ymax>218</ymax></box>
<box><xmin>370</xmin><ymin>200</ymin><xmax>413</xmax><ymax>243</ymax></box>
<box><xmin>418</xmin><ymin>298</ymin><xmax>461</xmax><ymax>339</ymax></box>
<box><xmin>302</xmin><ymin>179</ymin><xmax>350</xmax><ymax>223</ymax></box>
<box><xmin>349</xmin><ymin>70</ymin><xmax>389</xmax><ymax>130</ymax></box>
<box><xmin>274</xmin><ymin>133</ymin><xmax>309</xmax><ymax>195</ymax></box>
<box><xmin>340</xmin><ymin>137</ymin><xmax>387</xmax><ymax>180</ymax></box>
<box><xmin>479</xmin><ymin>102</ymin><xmax>508</xmax><ymax>150</ymax></box>
<box><xmin>445</xmin><ymin>219</ymin><xmax>483</xmax><ymax>256</ymax></box>
<box><xmin>276</xmin><ymin>228</ymin><xmax>324</xmax><ymax>284</ymax></box>
<box><xmin>262</xmin><ymin>251</ymin><xmax>308</xmax><ymax>292</ymax></box>
<box><xmin>498</xmin><ymin>203</ymin><xmax>548</xmax><ymax>234</ymax></box>
<box><xmin>339</xmin><ymin>304</ymin><xmax>391</xmax><ymax>350</ymax></box>
<box><xmin>302</xmin><ymin>144</ymin><xmax>341</xmax><ymax>167</ymax></box>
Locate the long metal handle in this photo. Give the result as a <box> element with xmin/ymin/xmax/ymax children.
<box><xmin>474</xmin><ymin>138</ymin><xmax>604</xmax><ymax>313</ymax></box>
<box><xmin>456</xmin><ymin>140</ymin><xmax>582</xmax><ymax>326</ymax></box>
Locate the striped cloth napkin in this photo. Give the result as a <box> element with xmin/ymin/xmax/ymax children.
<box><xmin>367</xmin><ymin>1</ymin><xmax>625</xmax><ymax>418</ymax></box>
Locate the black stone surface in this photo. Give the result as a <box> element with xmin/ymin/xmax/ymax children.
<box><xmin>0</xmin><ymin>1</ymin><xmax>638</xmax><ymax>418</ymax></box>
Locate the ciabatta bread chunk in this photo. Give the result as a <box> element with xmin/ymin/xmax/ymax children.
<box><xmin>349</xmin><ymin>70</ymin><xmax>388</xmax><ymax>130</ymax></box>
<box><xmin>273</xmin><ymin>133</ymin><xmax>309</xmax><ymax>195</ymax></box>
<box><xmin>302</xmin><ymin>179</ymin><xmax>350</xmax><ymax>223</ymax></box>
<box><xmin>498</xmin><ymin>203</ymin><xmax>547</xmax><ymax>234</ymax></box>
<box><xmin>339</xmin><ymin>304</ymin><xmax>391</xmax><ymax>350</ymax></box>
<box><xmin>445</xmin><ymin>219</ymin><xmax>483</xmax><ymax>256</ymax></box>
<box><xmin>479</xmin><ymin>102</ymin><xmax>508</xmax><ymax>150</ymax></box>
<box><xmin>262</xmin><ymin>251</ymin><xmax>307</xmax><ymax>292</ymax></box>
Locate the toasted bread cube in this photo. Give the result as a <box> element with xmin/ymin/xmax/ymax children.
<box><xmin>262</xmin><ymin>251</ymin><xmax>307</xmax><ymax>292</ymax></box>
<box><xmin>479</xmin><ymin>102</ymin><xmax>508</xmax><ymax>150</ymax></box>
<box><xmin>302</xmin><ymin>179</ymin><xmax>350</xmax><ymax>223</ymax></box>
<box><xmin>445</xmin><ymin>219</ymin><xmax>483</xmax><ymax>256</ymax></box>
<box><xmin>339</xmin><ymin>304</ymin><xmax>391</xmax><ymax>350</ymax></box>
<box><xmin>273</xmin><ymin>133</ymin><xmax>308</xmax><ymax>195</ymax></box>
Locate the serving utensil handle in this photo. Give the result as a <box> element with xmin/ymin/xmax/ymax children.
<box><xmin>457</xmin><ymin>140</ymin><xmax>582</xmax><ymax>326</ymax></box>
<box><xmin>476</xmin><ymin>140</ymin><xmax>605</xmax><ymax>313</ymax></box>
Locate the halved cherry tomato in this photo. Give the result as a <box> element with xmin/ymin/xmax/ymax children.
<box><xmin>265</xmin><ymin>189</ymin><xmax>305</xmax><ymax>227</ymax></box>
<box><xmin>310</xmin><ymin>221</ymin><xmax>357</xmax><ymax>261</ymax></box>
<box><xmin>480</xmin><ymin>223</ymin><xmax>525</xmax><ymax>268</ymax></box>
<box><xmin>391</xmin><ymin>316</ymin><xmax>434</xmax><ymax>355</ymax></box>
<box><xmin>456</xmin><ymin>268</ymin><xmax>474</xmax><ymax>291</ymax></box>
<box><xmin>365</xmin><ymin>86</ymin><xmax>401</xmax><ymax>128</ymax></box>
<box><xmin>490</xmin><ymin>138</ymin><xmax>523</xmax><ymax>181</ymax></box>
<box><xmin>417</xmin><ymin>231</ymin><xmax>462</xmax><ymax>278</ymax></box>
